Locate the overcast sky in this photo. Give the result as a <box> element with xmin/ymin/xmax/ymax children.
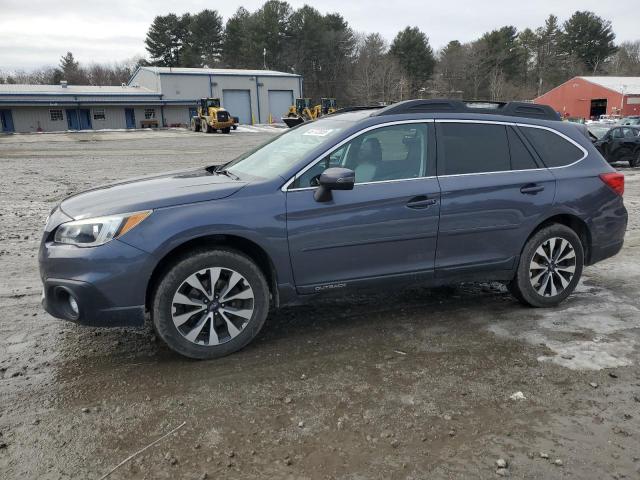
<box><xmin>1</xmin><ymin>0</ymin><xmax>637</xmax><ymax>72</ymax></box>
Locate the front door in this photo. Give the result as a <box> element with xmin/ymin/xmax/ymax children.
<box><xmin>66</xmin><ymin>109</ymin><xmax>79</xmax><ymax>130</ymax></box>
<box><xmin>79</xmin><ymin>109</ymin><xmax>92</xmax><ymax>129</ymax></box>
<box><xmin>0</xmin><ymin>109</ymin><xmax>14</xmax><ymax>132</ymax></box>
<box><xmin>125</xmin><ymin>108</ymin><xmax>136</xmax><ymax>129</ymax></box>
<box><xmin>286</xmin><ymin>122</ymin><xmax>440</xmax><ymax>292</ymax></box>
<box><xmin>435</xmin><ymin>121</ymin><xmax>556</xmax><ymax>275</ymax></box>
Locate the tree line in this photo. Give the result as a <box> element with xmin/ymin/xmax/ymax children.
<box><xmin>3</xmin><ymin>2</ymin><xmax>640</xmax><ymax>106</ymax></box>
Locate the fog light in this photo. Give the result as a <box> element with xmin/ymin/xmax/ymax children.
<box><xmin>68</xmin><ymin>295</ymin><xmax>79</xmax><ymax>316</ymax></box>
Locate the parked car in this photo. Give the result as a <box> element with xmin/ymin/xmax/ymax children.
<box><xmin>620</xmin><ymin>116</ymin><xmax>640</xmax><ymax>126</ymax></box>
<box><xmin>594</xmin><ymin>125</ymin><xmax>640</xmax><ymax>167</ymax></box>
<box><xmin>587</xmin><ymin>123</ymin><xmax>612</xmax><ymax>141</ymax></box>
<box><xmin>39</xmin><ymin>99</ymin><xmax>628</xmax><ymax>359</ymax></box>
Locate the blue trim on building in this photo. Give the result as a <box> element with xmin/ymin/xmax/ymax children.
<box><xmin>255</xmin><ymin>77</ymin><xmax>261</xmax><ymax>124</ymax></box>
<box><xmin>0</xmin><ymin>92</ymin><xmax>159</xmax><ymax>97</ymax></box>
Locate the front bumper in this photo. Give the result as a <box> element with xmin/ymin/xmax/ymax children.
<box><xmin>39</xmin><ymin>236</ymin><xmax>154</xmax><ymax>327</ymax></box>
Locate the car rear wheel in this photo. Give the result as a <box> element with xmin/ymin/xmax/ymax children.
<box><xmin>508</xmin><ymin>224</ymin><xmax>584</xmax><ymax>307</ymax></box>
<box><xmin>152</xmin><ymin>248</ymin><xmax>270</xmax><ymax>359</ymax></box>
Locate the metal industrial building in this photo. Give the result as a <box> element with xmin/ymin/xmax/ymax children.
<box><xmin>129</xmin><ymin>67</ymin><xmax>303</xmax><ymax>125</ymax></box>
<box><xmin>0</xmin><ymin>67</ymin><xmax>303</xmax><ymax>133</ymax></box>
<box><xmin>534</xmin><ymin>76</ymin><xmax>640</xmax><ymax>120</ymax></box>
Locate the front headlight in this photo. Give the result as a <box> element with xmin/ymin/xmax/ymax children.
<box><xmin>54</xmin><ymin>210</ymin><xmax>152</xmax><ymax>247</ymax></box>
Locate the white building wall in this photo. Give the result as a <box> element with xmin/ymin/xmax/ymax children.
<box><xmin>163</xmin><ymin>105</ymin><xmax>192</xmax><ymax>127</ymax></box>
<box><xmin>259</xmin><ymin>76</ymin><xmax>301</xmax><ymax>123</ymax></box>
<box><xmin>160</xmin><ymin>74</ymin><xmax>211</xmax><ymax>100</ymax></box>
<box><xmin>11</xmin><ymin>107</ymin><xmax>68</xmax><ymax>132</ymax></box>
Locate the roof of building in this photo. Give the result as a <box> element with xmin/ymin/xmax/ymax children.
<box><xmin>0</xmin><ymin>84</ymin><xmax>159</xmax><ymax>96</ymax></box>
<box><xmin>136</xmin><ymin>66</ymin><xmax>301</xmax><ymax>78</ymax></box>
<box><xmin>579</xmin><ymin>76</ymin><xmax>640</xmax><ymax>95</ymax></box>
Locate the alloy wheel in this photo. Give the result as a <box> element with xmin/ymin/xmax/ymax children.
<box><xmin>171</xmin><ymin>267</ymin><xmax>254</xmax><ymax>346</ymax></box>
<box><xmin>529</xmin><ymin>237</ymin><xmax>576</xmax><ymax>297</ymax></box>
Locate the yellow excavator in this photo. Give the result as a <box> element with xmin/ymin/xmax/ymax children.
<box><xmin>191</xmin><ymin>98</ymin><xmax>236</xmax><ymax>134</ymax></box>
<box><xmin>283</xmin><ymin>98</ymin><xmax>337</xmax><ymax>128</ymax></box>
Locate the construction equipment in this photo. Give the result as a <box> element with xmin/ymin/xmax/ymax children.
<box><xmin>190</xmin><ymin>98</ymin><xmax>235</xmax><ymax>134</ymax></box>
<box><xmin>282</xmin><ymin>98</ymin><xmax>337</xmax><ymax>128</ymax></box>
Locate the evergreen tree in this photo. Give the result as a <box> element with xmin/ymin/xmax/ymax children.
<box><xmin>145</xmin><ymin>14</ymin><xmax>181</xmax><ymax>66</ymax></box>
<box><xmin>59</xmin><ymin>52</ymin><xmax>81</xmax><ymax>83</ymax></box>
<box><xmin>390</xmin><ymin>27</ymin><xmax>435</xmax><ymax>96</ymax></box>
<box><xmin>188</xmin><ymin>10</ymin><xmax>224</xmax><ymax>67</ymax></box>
<box><xmin>561</xmin><ymin>11</ymin><xmax>617</xmax><ymax>73</ymax></box>
<box><xmin>222</xmin><ymin>8</ymin><xmax>254</xmax><ymax>68</ymax></box>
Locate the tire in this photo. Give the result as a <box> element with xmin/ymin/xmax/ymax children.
<box><xmin>191</xmin><ymin>118</ymin><xmax>200</xmax><ymax>132</ymax></box>
<box><xmin>630</xmin><ymin>150</ymin><xmax>640</xmax><ymax>168</ymax></box>
<box><xmin>508</xmin><ymin>224</ymin><xmax>584</xmax><ymax>308</ymax></box>
<box><xmin>152</xmin><ymin>248</ymin><xmax>270</xmax><ymax>359</ymax></box>
<box><xmin>201</xmin><ymin>120</ymin><xmax>210</xmax><ymax>133</ymax></box>
<box><xmin>222</xmin><ymin>127</ymin><xmax>231</xmax><ymax>134</ymax></box>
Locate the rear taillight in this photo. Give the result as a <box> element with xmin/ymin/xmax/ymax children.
<box><xmin>599</xmin><ymin>172</ymin><xmax>624</xmax><ymax>196</ymax></box>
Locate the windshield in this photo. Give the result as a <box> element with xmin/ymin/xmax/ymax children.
<box><xmin>223</xmin><ymin>117</ymin><xmax>356</xmax><ymax>179</ymax></box>
<box><xmin>588</xmin><ymin>125</ymin><xmax>611</xmax><ymax>139</ymax></box>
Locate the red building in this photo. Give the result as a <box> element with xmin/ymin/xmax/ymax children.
<box><xmin>534</xmin><ymin>76</ymin><xmax>640</xmax><ymax>120</ymax></box>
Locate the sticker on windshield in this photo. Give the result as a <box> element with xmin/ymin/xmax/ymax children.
<box><xmin>303</xmin><ymin>128</ymin><xmax>336</xmax><ymax>137</ymax></box>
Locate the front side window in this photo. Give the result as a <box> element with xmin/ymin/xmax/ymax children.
<box><xmin>144</xmin><ymin>108</ymin><xmax>156</xmax><ymax>119</ymax></box>
<box><xmin>520</xmin><ymin>126</ymin><xmax>584</xmax><ymax>168</ymax></box>
<box><xmin>437</xmin><ymin>123</ymin><xmax>510</xmax><ymax>175</ymax></box>
<box><xmin>50</xmin><ymin>109</ymin><xmax>63</xmax><ymax>121</ymax></box>
<box><xmin>225</xmin><ymin>116</ymin><xmax>356</xmax><ymax>180</ymax></box>
<box><xmin>293</xmin><ymin>123</ymin><xmax>429</xmax><ymax>188</ymax></box>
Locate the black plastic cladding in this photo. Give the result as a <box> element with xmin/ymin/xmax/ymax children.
<box><xmin>373</xmin><ymin>99</ymin><xmax>560</xmax><ymax>121</ymax></box>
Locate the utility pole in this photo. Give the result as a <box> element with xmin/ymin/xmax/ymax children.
<box><xmin>263</xmin><ymin>48</ymin><xmax>267</xmax><ymax>69</ymax></box>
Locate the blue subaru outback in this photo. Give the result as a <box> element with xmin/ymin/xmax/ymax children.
<box><xmin>39</xmin><ymin>100</ymin><xmax>628</xmax><ymax>359</ymax></box>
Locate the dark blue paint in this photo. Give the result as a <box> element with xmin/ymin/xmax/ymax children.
<box><xmin>39</xmin><ymin>110</ymin><xmax>628</xmax><ymax>328</ymax></box>
<box><xmin>0</xmin><ymin>109</ymin><xmax>14</xmax><ymax>132</ymax></box>
<box><xmin>125</xmin><ymin>108</ymin><xmax>136</xmax><ymax>128</ymax></box>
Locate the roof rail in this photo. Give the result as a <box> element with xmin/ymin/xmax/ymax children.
<box><xmin>331</xmin><ymin>105</ymin><xmax>386</xmax><ymax>115</ymax></box>
<box><xmin>373</xmin><ymin>99</ymin><xmax>560</xmax><ymax>121</ymax></box>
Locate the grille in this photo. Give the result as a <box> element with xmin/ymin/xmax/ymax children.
<box><xmin>216</xmin><ymin>111</ymin><xmax>230</xmax><ymax>122</ymax></box>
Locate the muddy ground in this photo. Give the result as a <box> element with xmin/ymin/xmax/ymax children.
<box><xmin>0</xmin><ymin>128</ymin><xmax>639</xmax><ymax>480</ymax></box>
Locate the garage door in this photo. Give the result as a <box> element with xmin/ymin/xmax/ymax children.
<box><xmin>268</xmin><ymin>90</ymin><xmax>294</xmax><ymax>123</ymax></box>
<box><xmin>222</xmin><ymin>90</ymin><xmax>252</xmax><ymax>125</ymax></box>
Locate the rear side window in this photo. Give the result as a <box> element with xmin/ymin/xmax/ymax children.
<box><xmin>520</xmin><ymin>126</ymin><xmax>584</xmax><ymax>167</ymax></box>
<box><xmin>438</xmin><ymin>123</ymin><xmax>510</xmax><ymax>175</ymax></box>
<box><xmin>507</xmin><ymin>127</ymin><xmax>538</xmax><ymax>170</ymax></box>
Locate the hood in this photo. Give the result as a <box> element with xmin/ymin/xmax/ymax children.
<box><xmin>60</xmin><ymin>167</ymin><xmax>247</xmax><ymax>219</ymax></box>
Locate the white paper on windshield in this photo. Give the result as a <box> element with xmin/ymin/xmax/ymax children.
<box><xmin>303</xmin><ymin>128</ymin><xmax>335</xmax><ymax>137</ymax></box>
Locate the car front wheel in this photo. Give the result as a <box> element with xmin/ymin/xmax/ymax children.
<box><xmin>508</xmin><ymin>224</ymin><xmax>584</xmax><ymax>307</ymax></box>
<box><xmin>152</xmin><ymin>248</ymin><xmax>270</xmax><ymax>359</ymax></box>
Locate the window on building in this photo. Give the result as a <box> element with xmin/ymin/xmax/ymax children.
<box><xmin>93</xmin><ymin>109</ymin><xmax>106</xmax><ymax>121</ymax></box>
<box><xmin>50</xmin><ymin>109</ymin><xmax>63</xmax><ymax>121</ymax></box>
<box><xmin>437</xmin><ymin>123</ymin><xmax>511</xmax><ymax>175</ymax></box>
<box><xmin>520</xmin><ymin>126</ymin><xmax>584</xmax><ymax>167</ymax></box>
<box><xmin>144</xmin><ymin>108</ymin><xmax>156</xmax><ymax>119</ymax></box>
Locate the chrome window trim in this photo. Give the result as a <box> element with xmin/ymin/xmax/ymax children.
<box><xmin>281</xmin><ymin>119</ymin><xmax>590</xmax><ymax>192</ymax></box>
<box><xmin>515</xmin><ymin>123</ymin><xmax>589</xmax><ymax>169</ymax></box>
<box><xmin>281</xmin><ymin>119</ymin><xmax>435</xmax><ymax>192</ymax></box>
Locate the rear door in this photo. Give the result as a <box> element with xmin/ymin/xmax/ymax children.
<box><xmin>435</xmin><ymin>121</ymin><xmax>556</xmax><ymax>275</ymax></box>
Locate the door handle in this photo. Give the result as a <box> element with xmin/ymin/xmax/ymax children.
<box><xmin>520</xmin><ymin>184</ymin><xmax>545</xmax><ymax>195</ymax></box>
<box><xmin>406</xmin><ymin>196</ymin><xmax>437</xmax><ymax>209</ymax></box>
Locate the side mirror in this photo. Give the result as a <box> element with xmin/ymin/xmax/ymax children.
<box><xmin>314</xmin><ymin>167</ymin><xmax>355</xmax><ymax>202</ymax></box>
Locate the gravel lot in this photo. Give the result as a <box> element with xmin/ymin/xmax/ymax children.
<box><xmin>0</xmin><ymin>128</ymin><xmax>639</xmax><ymax>479</ymax></box>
